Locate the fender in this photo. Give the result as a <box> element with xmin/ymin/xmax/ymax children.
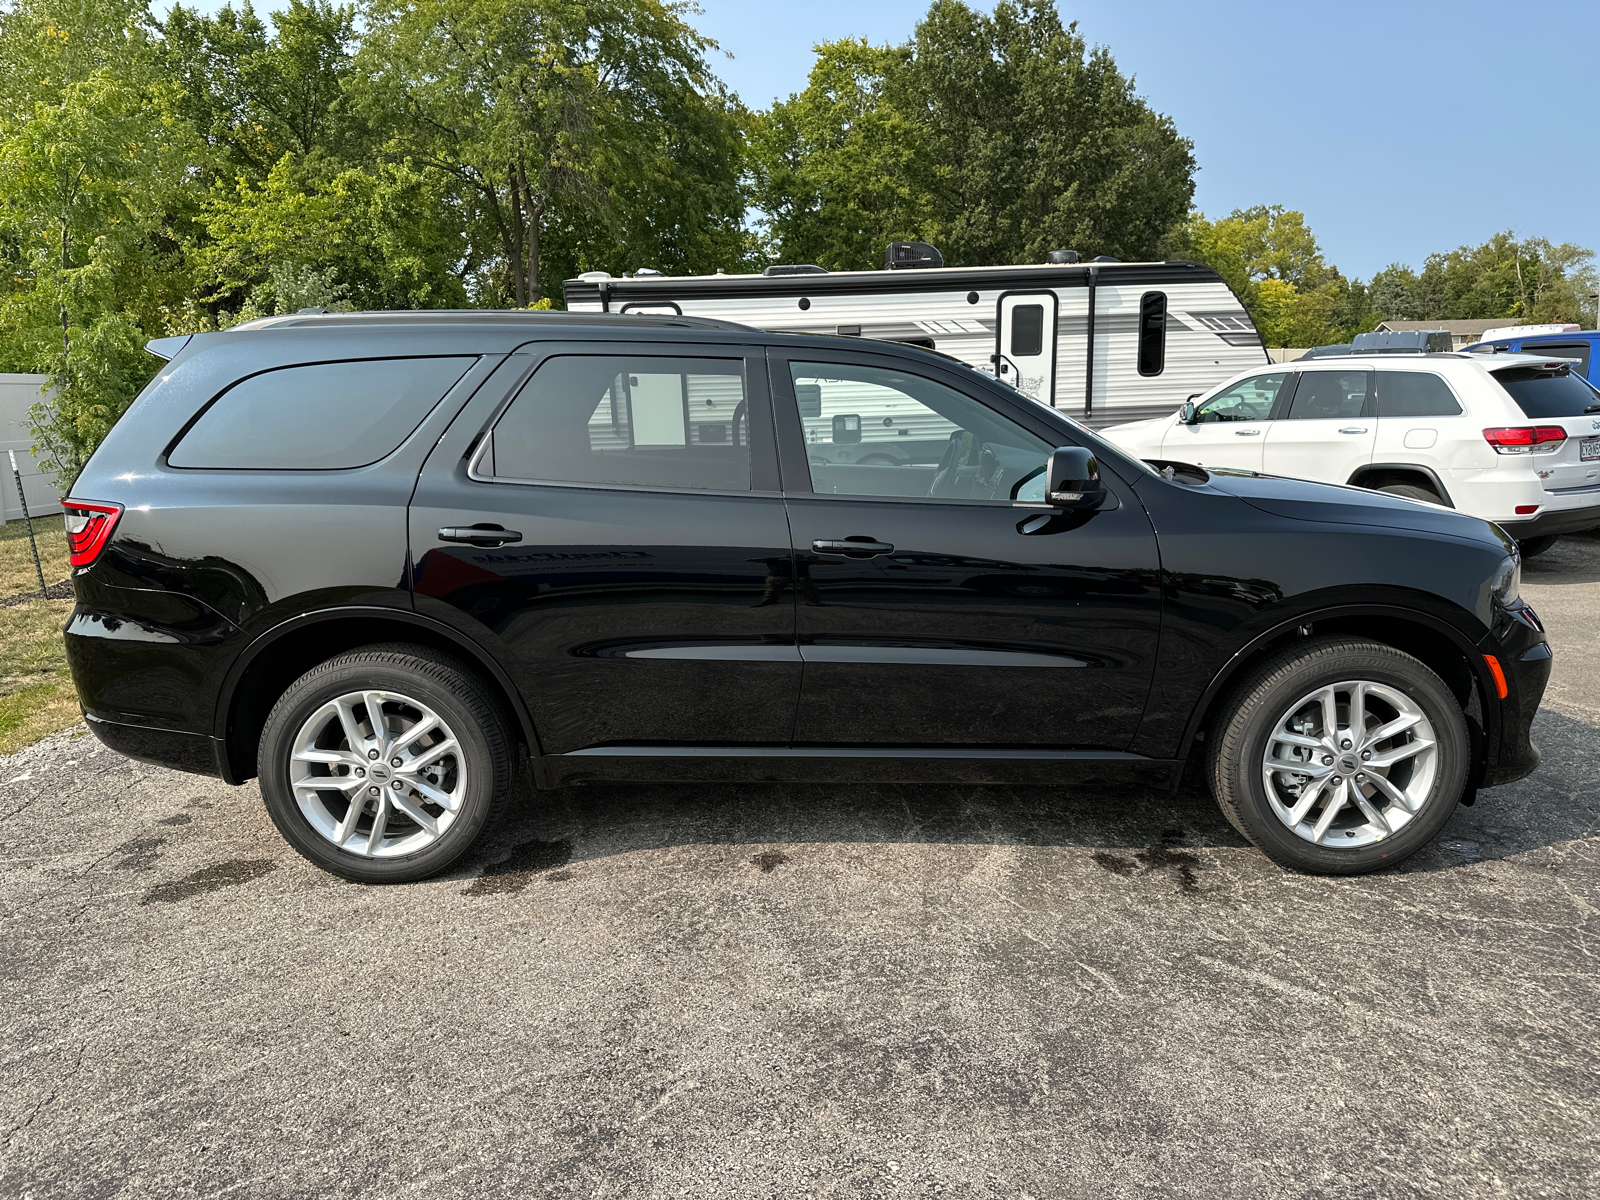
<box><xmin>1348</xmin><ymin>463</ymin><xmax>1456</xmax><ymax>508</ymax></box>
<box><xmin>1174</xmin><ymin>601</ymin><xmax>1498</xmax><ymax>770</ymax></box>
<box><xmin>212</xmin><ymin>604</ymin><xmax>544</xmax><ymax>773</ymax></box>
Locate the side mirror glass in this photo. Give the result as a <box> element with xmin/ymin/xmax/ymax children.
<box><xmin>1045</xmin><ymin>445</ymin><xmax>1105</xmax><ymax>509</ymax></box>
<box><xmin>796</xmin><ymin>383</ymin><xmax>822</xmax><ymax>419</ymax></box>
<box><xmin>831</xmin><ymin>413</ymin><xmax>861</xmax><ymax>444</ymax></box>
<box><xmin>1179</xmin><ymin>401</ymin><xmax>1198</xmax><ymax>425</ymax></box>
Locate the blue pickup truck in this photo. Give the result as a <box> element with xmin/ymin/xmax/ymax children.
<box><xmin>1463</xmin><ymin>327</ymin><xmax>1598</xmax><ymax>380</ymax></box>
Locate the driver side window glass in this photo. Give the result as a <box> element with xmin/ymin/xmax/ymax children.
<box><xmin>1195</xmin><ymin>372</ymin><xmax>1291</xmax><ymax>422</ymax></box>
<box><xmin>485</xmin><ymin>355</ymin><xmax>750</xmax><ymax>491</ymax></box>
<box><xmin>790</xmin><ymin>361</ymin><xmax>1051</xmax><ymax>501</ymax></box>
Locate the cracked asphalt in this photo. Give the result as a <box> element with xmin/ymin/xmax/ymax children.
<box><xmin>2</xmin><ymin>534</ymin><xmax>1597</xmax><ymax>1199</ymax></box>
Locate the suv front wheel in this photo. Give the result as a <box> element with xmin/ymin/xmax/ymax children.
<box><xmin>1208</xmin><ymin>638</ymin><xmax>1469</xmax><ymax>875</ymax></box>
<box><xmin>258</xmin><ymin>643</ymin><xmax>515</xmax><ymax>883</ymax></box>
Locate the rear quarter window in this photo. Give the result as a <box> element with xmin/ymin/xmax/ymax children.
<box><xmin>168</xmin><ymin>357</ymin><xmax>474</xmax><ymax>469</ymax></box>
<box><xmin>1373</xmin><ymin>371</ymin><xmax>1462</xmax><ymax>417</ymax></box>
<box><xmin>1491</xmin><ymin>365</ymin><xmax>1600</xmax><ymax>419</ymax></box>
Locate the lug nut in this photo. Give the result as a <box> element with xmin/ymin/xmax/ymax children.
<box><xmin>1356</xmin><ymin>773</ymin><xmax>1366</xmax><ymax>782</ymax></box>
<box><xmin>368</xmin><ymin>786</ymin><xmax>380</xmax><ymax>796</ymax></box>
<box><xmin>1322</xmin><ymin>755</ymin><xmax>1334</xmax><ymax>765</ymax></box>
<box><xmin>391</xmin><ymin>757</ymin><xmax>402</xmax><ymax>768</ymax></box>
<box><xmin>367</xmin><ymin>748</ymin><xmax>379</xmax><ymax>760</ymax></box>
<box><xmin>392</xmin><ymin>779</ymin><xmax>404</xmax><ymax>790</ymax></box>
<box><xmin>1361</xmin><ymin>751</ymin><xmax>1371</xmax><ymax>761</ymax></box>
<box><xmin>1331</xmin><ymin>775</ymin><xmax>1342</xmax><ymax>784</ymax></box>
<box><xmin>1340</xmin><ymin>739</ymin><xmax>1352</xmax><ymax>750</ymax></box>
<box><xmin>356</xmin><ymin>767</ymin><xmax>366</xmax><ymax>777</ymax></box>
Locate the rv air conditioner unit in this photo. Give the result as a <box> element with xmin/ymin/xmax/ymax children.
<box><xmin>885</xmin><ymin>241</ymin><xmax>944</xmax><ymax>270</ymax></box>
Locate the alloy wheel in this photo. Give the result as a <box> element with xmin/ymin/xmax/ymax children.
<box><xmin>1260</xmin><ymin>680</ymin><xmax>1439</xmax><ymax>848</ymax></box>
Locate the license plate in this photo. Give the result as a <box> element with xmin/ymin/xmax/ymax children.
<box><xmin>1583</xmin><ymin>436</ymin><xmax>1600</xmax><ymax>462</ymax></box>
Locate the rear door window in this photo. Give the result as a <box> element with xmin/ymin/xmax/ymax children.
<box><xmin>1285</xmin><ymin>370</ymin><xmax>1370</xmax><ymax>419</ymax></box>
<box><xmin>170</xmin><ymin>357</ymin><xmax>474</xmax><ymax>469</ymax></box>
<box><xmin>1492</xmin><ymin>365</ymin><xmax>1600</xmax><ymax>418</ymax></box>
<box><xmin>1373</xmin><ymin>371</ymin><xmax>1462</xmax><ymax>417</ymax></box>
<box><xmin>482</xmin><ymin>355</ymin><xmax>752</xmax><ymax>492</ymax></box>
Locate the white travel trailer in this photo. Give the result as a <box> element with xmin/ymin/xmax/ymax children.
<box><xmin>562</xmin><ymin>247</ymin><xmax>1269</xmax><ymax>429</ymax></box>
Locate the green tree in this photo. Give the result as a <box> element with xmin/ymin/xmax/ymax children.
<box><xmin>0</xmin><ymin>0</ymin><xmax>192</xmax><ymax>477</ymax></box>
<box><xmin>1366</xmin><ymin>234</ymin><xmax>1597</xmax><ymax>327</ymax></box>
<box><xmin>355</xmin><ymin>0</ymin><xmax>743</xmax><ymax>306</ymax></box>
<box><xmin>751</xmin><ymin>1</ymin><xmax>1196</xmax><ymax>270</ymax></box>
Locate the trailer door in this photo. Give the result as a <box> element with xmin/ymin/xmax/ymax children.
<box><xmin>996</xmin><ymin>292</ymin><xmax>1059</xmax><ymax>406</ymax></box>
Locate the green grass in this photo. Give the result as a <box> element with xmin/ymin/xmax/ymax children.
<box><xmin>0</xmin><ymin>512</ymin><xmax>69</xmax><ymax>598</ymax></box>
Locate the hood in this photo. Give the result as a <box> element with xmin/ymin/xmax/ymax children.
<box><xmin>1200</xmin><ymin>469</ymin><xmax>1507</xmax><ymax>545</ymax></box>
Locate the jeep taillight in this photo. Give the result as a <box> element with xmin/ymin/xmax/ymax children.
<box><xmin>1482</xmin><ymin>425</ymin><xmax>1567</xmax><ymax>454</ymax></box>
<box><xmin>62</xmin><ymin>501</ymin><xmax>122</xmax><ymax>566</ymax></box>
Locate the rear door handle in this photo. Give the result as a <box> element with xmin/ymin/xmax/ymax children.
<box><xmin>813</xmin><ymin>538</ymin><xmax>894</xmax><ymax>558</ymax></box>
<box><xmin>1234</xmin><ymin>429</ymin><xmax>1262</xmax><ymax>436</ymax></box>
<box><xmin>439</xmin><ymin>524</ymin><xmax>522</xmax><ymax>546</ymax></box>
<box><xmin>1339</xmin><ymin>427</ymin><xmax>1369</xmax><ymax>434</ymax></box>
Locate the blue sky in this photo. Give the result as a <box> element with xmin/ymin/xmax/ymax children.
<box><xmin>182</xmin><ymin>0</ymin><xmax>1600</xmax><ymax>281</ymax></box>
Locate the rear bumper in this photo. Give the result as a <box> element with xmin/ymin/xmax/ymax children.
<box><xmin>1497</xmin><ymin>499</ymin><xmax>1600</xmax><ymax>540</ymax></box>
<box><xmin>83</xmin><ymin>712</ymin><xmax>229</xmax><ymax>779</ymax></box>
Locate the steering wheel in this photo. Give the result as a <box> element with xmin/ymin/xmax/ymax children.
<box><xmin>927</xmin><ymin>431</ymin><xmax>1008</xmax><ymax>499</ymax></box>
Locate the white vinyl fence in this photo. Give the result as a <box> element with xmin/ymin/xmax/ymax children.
<box><xmin>0</xmin><ymin>374</ymin><xmax>62</xmax><ymax>524</ymax></box>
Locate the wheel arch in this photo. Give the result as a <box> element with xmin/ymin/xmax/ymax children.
<box><xmin>215</xmin><ymin>607</ymin><xmax>541</xmax><ymax>784</ymax></box>
<box><xmin>1347</xmin><ymin>463</ymin><xmax>1455</xmax><ymax>507</ymax></box>
<box><xmin>1179</xmin><ymin>604</ymin><xmax>1495</xmax><ymax>784</ymax></box>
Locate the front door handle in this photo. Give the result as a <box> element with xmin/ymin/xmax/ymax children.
<box><xmin>813</xmin><ymin>538</ymin><xmax>894</xmax><ymax>558</ymax></box>
<box><xmin>439</xmin><ymin>524</ymin><xmax>522</xmax><ymax>546</ymax></box>
<box><xmin>1234</xmin><ymin>428</ymin><xmax>1262</xmax><ymax>436</ymax></box>
<box><xmin>1339</xmin><ymin>427</ymin><xmax>1369</xmax><ymax>434</ymax></box>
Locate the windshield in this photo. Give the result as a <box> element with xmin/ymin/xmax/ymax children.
<box><xmin>1491</xmin><ymin>364</ymin><xmax>1600</xmax><ymax>418</ymax></box>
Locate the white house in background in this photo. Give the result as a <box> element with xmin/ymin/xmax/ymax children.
<box><xmin>0</xmin><ymin>374</ymin><xmax>62</xmax><ymax>522</ymax></box>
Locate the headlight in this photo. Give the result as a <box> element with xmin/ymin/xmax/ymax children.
<box><xmin>1490</xmin><ymin>555</ymin><xmax>1521</xmax><ymax>607</ymax></box>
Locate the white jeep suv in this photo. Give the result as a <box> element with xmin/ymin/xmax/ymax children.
<box><xmin>1101</xmin><ymin>352</ymin><xmax>1600</xmax><ymax>554</ymax></box>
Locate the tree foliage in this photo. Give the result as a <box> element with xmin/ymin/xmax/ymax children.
<box><xmin>750</xmin><ymin>1</ymin><xmax>1195</xmax><ymax>269</ymax></box>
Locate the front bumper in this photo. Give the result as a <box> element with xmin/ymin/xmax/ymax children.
<box><xmin>1479</xmin><ymin>604</ymin><xmax>1552</xmax><ymax>788</ymax></box>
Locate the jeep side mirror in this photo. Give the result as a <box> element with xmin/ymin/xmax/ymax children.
<box><xmin>1180</xmin><ymin>395</ymin><xmax>1201</xmax><ymax>424</ymax></box>
<box><xmin>1045</xmin><ymin>446</ymin><xmax>1105</xmax><ymax>509</ymax></box>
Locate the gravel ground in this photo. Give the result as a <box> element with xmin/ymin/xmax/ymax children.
<box><xmin>2</xmin><ymin>535</ymin><xmax>1596</xmax><ymax>1199</ymax></box>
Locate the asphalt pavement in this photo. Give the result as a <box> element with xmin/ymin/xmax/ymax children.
<box><xmin>2</xmin><ymin>534</ymin><xmax>1597</xmax><ymax>1199</ymax></box>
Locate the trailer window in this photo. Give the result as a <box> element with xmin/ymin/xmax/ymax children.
<box><xmin>1137</xmin><ymin>292</ymin><xmax>1167</xmax><ymax>377</ymax></box>
<box><xmin>1010</xmin><ymin>305</ymin><xmax>1044</xmax><ymax>358</ymax></box>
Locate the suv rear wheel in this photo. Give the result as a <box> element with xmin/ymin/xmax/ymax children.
<box><xmin>1376</xmin><ymin>481</ymin><xmax>1444</xmax><ymax>506</ymax></box>
<box><xmin>1208</xmin><ymin>637</ymin><xmax>1468</xmax><ymax>875</ymax></box>
<box><xmin>258</xmin><ymin>643</ymin><xmax>515</xmax><ymax>883</ymax></box>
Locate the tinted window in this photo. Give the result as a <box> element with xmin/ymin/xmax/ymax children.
<box><xmin>1373</xmin><ymin>371</ymin><xmax>1462</xmax><ymax>417</ymax></box>
<box><xmin>486</xmin><ymin>355</ymin><xmax>750</xmax><ymax>491</ymax></box>
<box><xmin>170</xmin><ymin>357</ymin><xmax>472</xmax><ymax>469</ymax></box>
<box><xmin>1010</xmin><ymin>305</ymin><xmax>1044</xmax><ymax>357</ymax></box>
<box><xmin>1285</xmin><ymin>370</ymin><xmax>1369</xmax><ymax>420</ymax></box>
<box><xmin>1492</xmin><ymin>365</ymin><xmax>1600</xmax><ymax>418</ymax></box>
<box><xmin>1137</xmin><ymin>292</ymin><xmax>1166</xmax><ymax>376</ymax></box>
<box><xmin>1518</xmin><ymin>341</ymin><xmax>1592</xmax><ymax>374</ymax></box>
<box><xmin>792</xmin><ymin>361</ymin><xmax>1051</xmax><ymax>501</ymax></box>
<box><xmin>1194</xmin><ymin>372</ymin><xmax>1290</xmax><ymax>422</ymax></box>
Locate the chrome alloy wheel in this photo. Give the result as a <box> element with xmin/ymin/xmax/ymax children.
<box><xmin>290</xmin><ymin>689</ymin><xmax>466</xmax><ymax>858</ymax></box>
<box><xmin>1261</xmin><ymin>680</ymin><xmax>1438</xmax><ymax>849</ymax></box>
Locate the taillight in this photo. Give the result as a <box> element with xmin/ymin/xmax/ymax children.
<box><xmin>1482</xmin><ymin>426</ymin><xmax>1568</xmax><ymax>454</ymax></box>
<box><xmin>62</xmin><ymin>500</ymin><xmax>122</xmax><ymax>566</ymax></box>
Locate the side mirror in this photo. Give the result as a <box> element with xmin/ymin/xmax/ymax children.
<box><xmin>1179</xmin><ymin>397</ymin><xmax>1200</xmax><ymax>424</ymax></box>
<box><xmin>1045</xmin><ymin>446</ymin><xmax>1106</xmax><ymax>509</ymax></box>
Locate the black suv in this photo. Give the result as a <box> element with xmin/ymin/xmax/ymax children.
<box><xmin>62</xmin><ymin>311</ymin><xmax>1550</xmax><ymax>881</ymax></box>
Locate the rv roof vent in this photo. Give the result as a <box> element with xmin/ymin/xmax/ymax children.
<box><xmin>577</xmin><ymin>271</ymin><xmax>612</xmax><ymax>281</ymax></box>
<box><xmin>1046</xmin><ymin>249</ymin><xmax>1080</xmax><ymax>264</ymax></box>
<box><xmin>763</xmin><ymin>264</ymin><xmax>829</xmax><ymax>276</ymax></box>
<box><xmin>1091</xmin><ymin>255</ymin><xmax>1121</xmax><ymax>264</ymax></box>
<box><xmin>633</xmin><ymin>267</ymin><xmax>663</xmax><ymax>277</ymax></box>
<box><xmin>886</xmin><ymin>241</ymin><xmax>944</xmax><ymax>270</ymax></box>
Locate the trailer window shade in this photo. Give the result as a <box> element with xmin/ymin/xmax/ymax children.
<box><xmin>1138</xmin><ymin>292</ymin><xmax>1167</xmax><ymax>377</ymax></box>
<box><xmin>1010</xmin><ymin>305</ymin><xmax>1044</xmax><ymax>357</ymax></box>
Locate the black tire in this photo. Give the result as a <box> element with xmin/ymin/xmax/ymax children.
<box><xmin>1517</xmin><ymin>535</ymin><xmax>1559</xmax><ymax>557</ymax></box>
<box><xmin>1377</xmin><ymin>482</ymin><xmax>1444</xmax><ymax>506</ymax></box>
<box><xmin>258</xmin><ymin>643</ymin><xmax>515</xmax><ymax>883</ymax></box>
<box><xmin>1207</xmin><ymin>637</ymin><xmax>1468</xmax><ymax>875</ymax></box>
